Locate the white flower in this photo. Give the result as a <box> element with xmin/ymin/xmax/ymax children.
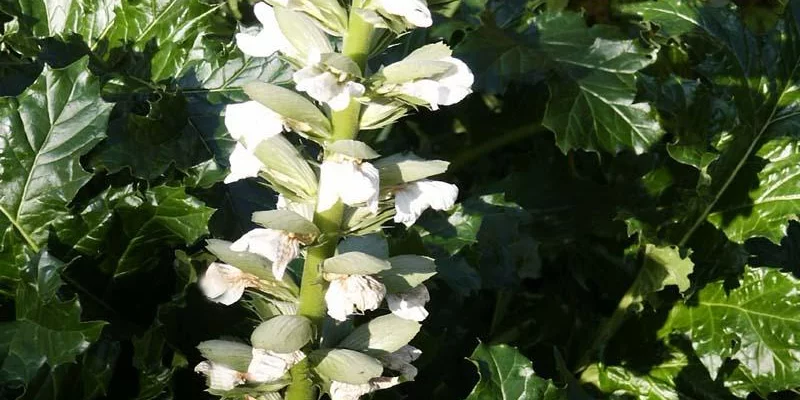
<box><xmin>194</xmin><ymin>361</ymin><xmax>246</xmax><ymax>390</ymax></box>
<box><xmin>225</xmin><ymin>143</ymin><xmax>265</xmax><ymax>183</ymax></box>
<box><xmin>235</xmin><ymin>2</ymin><xmax>291</xmax><ymax>57</ymax></box>
<box><xmin>293</xmin><ymin>53</ymin><xmax>365</xmax><ymax>111</ymax></box>
<box><xmin>324</xmin><ymin>273</ymin><xmax>386</xmax><ymax>321</ymax></box>
<box><xmin>224</xmin><ymin>101</ymin><xmax>285</xmax><ymax>148</ymax></box>
<box><xmin>377</xmin><ymin>0</ymin><xmax>432</xmax><ymax>28</ymax></box>
<box><xmin>397</xmin><ymin>57</ymin><xmax>473</xmax><ymax>110</ymax></box>
<box><xmin>317</xmin><ymin>158</ymin><xmax>380</xmax><ymax>213</ymax></box>
<box><xmin>387</xmin><ymin>285</ymin><xmax>430</xmax><ymax>322</ymax></box>
<box><xmin>394</xmin><ymin>180</ymin><xmax>458</xmax><ymax>226</ymax></box>
<box><xmin>230</xmin><ymin>228</ymin><xmax>301</xmax><ymax>279</ymax></box>
<box><xmin>246</xmin><ymin>348</ymin><xmax>305</xmax><ymax>383</ymax></box>
<box><xmin>199</xmin><ymin>262</ymin><xmax>259</xmax><ymax>305</ymax></box>
<box><xmin>330</xmin><ymin>377</ymin><xmax>402</xmax><ymax>400</ymax></box>
<box><xmin>380</xmin><ymin>345</ymin><xmax>422</xmax><ymax>380</ymax></box>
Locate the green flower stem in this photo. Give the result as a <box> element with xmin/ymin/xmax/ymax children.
<box><xmin>287</xmin><ymin>7</ymin><xmax>375</xmax><ymax>400</ymax></box>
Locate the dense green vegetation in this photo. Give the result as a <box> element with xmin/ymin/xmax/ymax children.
<box><xmin>3</xmin><ymin>0</ymin><xmax>800</xmax><ymax>399</ymax></box>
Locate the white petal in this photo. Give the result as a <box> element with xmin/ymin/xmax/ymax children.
<box><xmin>271</xmin><ymin>235</ymin><xmax>301</xmax><ymax>280</ymax></box>
<box><xmin>387</xmin><ymin>285</ymin><xmax>430</xmax><ymax>321</ymax></box>
<box><xmin>393</xmin><ymin>183</ymin><xmax>427</xmax><ymax>227</ymax></box>
<box><xmin>347</xmin><ymin>275</ymin><xmax>387</xmax><ymax>313</ymax></box>
<box><xmin>225</xmin><ymin>143</ymin><xmax>265</xmax><ymax>183</ymax></box>
<box><xmin>195</xmin><ymin>361</ymin><xmax>245</xmax><ymax>390</ymax></box>
<box><xmin>294</xmin><ymin>69</ymin><xmax>337</xmax><ymax>101</ymax></box>
<box><xmin>235</xmin><ymin>31</ymin><xmax>276</xmax><ymax>57</ymax></box>
<box><xmin>199</xmin><ymin>262</ymin><xmax>235</xmax><ymax>299</ymax></box>
<box><xmin>199</xmin><ymin>263</ymin><xmax>250</xmax><ymax>305</ymax></box>
<box><xmin>393</xmin><ymin>180</ymin><xmax>457</xmax><ymax>226</ymax></box>
<box><xmin>437</xmin><ymin>57</ymin><xmax>474</xmax><ymax>105</ymax></box>
<box><xmin>277</xmin><ymin>194</ymin><xmax>315</xmax><ymax>220</ymax></box>
<box><xmin>338</xmin><ymin>162</ymin><xmax>380</xmax><ymax>212</ymax></box>
<box><xmin>224</xmin><ymin>101</ymin><xmax>284</xmax><ymax>148</ymax></box>
<box><xmin>415</xmin><ymin>180</ymin><xmax>458</xmax><ymax>210</ymax></box>
<box><xmin>230</xmin><ymin>229</ymin><xmax>299</xmax><ymax>278</ymax></box>
<box><xmin>318</xmin><ymin>160</ymin><xmax>379</xmax><ymax>212</ymax></box>
<box><xmin>215</xmin><ymin>283</ymin><xmax>248</xmax><ymax>306</ymax></box>
<box><xmin>379</xmin><ymin>0</ymin><xmax>432</xmax><ymax>27</ymax></box>
<box><xmin>317</xmin><ymin>160</ymin><xmax>349</xmax><ymax>212</ymax></box>
<box><xmin>325</xmin><ymin>278</ymin><xmax>356</xmax><ymax>321</ymax></box>
<box><xmin>328</xmin><ymin>81</ymin><xmax>366</xmax><ymax>111</ymax></box>
<box><xmin>230</xmin><ymin>228</ymin><xmax>284</xmax><ymax>259</ymax></box>
<box><xmin>398</xmin><ymin>79</ymin><xmax>442</xmax><ymax>110</ymax></box>
<box><xmin>325</xmin><ymin>275</ymin><xmax>386</xmax><ymax>321</ymax></box>
<box><xmin>247</xmin><ymin>349</ymin><xmax>305</xmax><ymax>383</ymax></box>
<box><xmin>346</xmin><ymin>81</ymin><xmax>366</xmax><ymax>97</ymax></box>
<box><xmin>330</xmin><ymin>381</ymin><xmax>373</xmax><ymax>400</ymax></box>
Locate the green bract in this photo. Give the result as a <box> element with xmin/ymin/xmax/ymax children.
<box><xmin>374</xmin><ymin>154</ymin><xmax>450</xmax><ymax>186</ymax></box>
<box><xmin>253</xmin><ymin>135</ymin><xmax>319</xmax><ymax>200</ymax></box>
<box><xmin>197</xmin><ymin>340</ymin><xmax>253</xmax><ymax>371</ymax></box>
<box><xmin>322</xmin><ymin>251</ymin><xmax>391</xmax><ymax>275</ymax></box>
<box><xmin>274</xmin><ymin>6</ymin><xmax>334</xmax><ymax>59</ymax></box>
<box><xmin>379</xmin><ymin>255</ymin><xmax>437</xmax><ymax>292</ymax></box>
<box><xmin>326</xmin><ymin>139</ymin><xmax>380</xmax><ymax>160</ymax></box>
<box><xmin>244</xmin><ymin>82</ymin><xmax>332</xmax><ymax>137</ymax></box>
<box><xmin>310</xmin><ymin>349</ymin><xmax>383</xmax><ymax>384</ymax></box>
<box><xmin>251</xmin><ymin>315</ymin><xmax>313</xmax><ymax>353</ymax></box>
<box><xmin>252</xmin><ymin>210</ymin><xmax>320</xmax><ymax>237</ymax></box>
<box><xmin>338</xmin><ymin>314</ymin><xmax>420</xmax><ymax>353</ymax></box>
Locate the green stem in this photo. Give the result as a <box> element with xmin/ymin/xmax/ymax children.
<box><xmin>576</xmin><ymin>288</ymin><xmax>638</xmax><ymax>382</ymax></box>
<box><xmin>286</xmin><ymin>7</ymin><xmax>375</xmax><ymax>400</ymax></box>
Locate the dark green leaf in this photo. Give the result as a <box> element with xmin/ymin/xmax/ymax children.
<box><xmin>2</xmin><ymin>0</ymin><xmax>119</xmax><ymax>44</ymax></box>
<box><xmin>467</xmin><ymin>343</ymin><xmax>566</xmax><ymax>400</ymax></box>
<box><xmin>0</xmin><ymin>57</ymin><xmax>112</xmax><ymax>279</ymax></box>
<box><xmin>0</xmin><ymin>251</ymin><xmax>106</xmax><ymax>386</ymax></box>
<box><xmin>100</xmin><ymin>185</ymin><xmax>214</xmax><ymax>277</ymax></box>
<box><xmin>660</xmin><ymin>267</ymin><xmax>800</xmax><ymax>397</ymax></box>
<box><xmin>537</xmin><ymin>12</ymin><xmax>663</xmax><ymax>154</ymax></box>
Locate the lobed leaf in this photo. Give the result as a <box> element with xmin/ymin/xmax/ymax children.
<box><xmin>466</xmin><ymin>343</ymin><xmax>565</xmax><ymax>400</ymax></box>
<box><xmin>0</xmin><ymin>57</ymin><xmax>113</xmax><ymax>278</ymax></box>
<box><xmin>660</xmin><ymin>267</ymin><xmax>800</xmax><ymax>397</ymax></box>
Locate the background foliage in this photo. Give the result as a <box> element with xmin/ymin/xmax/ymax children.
<box><xmin>3</xmin><ymin>0</ymin><xmax>800</xmax><ymax>399</ymax></box>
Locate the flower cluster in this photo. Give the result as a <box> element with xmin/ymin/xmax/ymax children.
<box><xmin>193</xmin><ymin>0</ymin><xmax>473</xmax><ymax>399</ymax></box>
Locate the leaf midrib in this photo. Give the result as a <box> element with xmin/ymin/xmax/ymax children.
<box><xmin>677</xmin><ymin>23</ymin><xmax>800</xmax><ymax>246</ymax></box>
<box><xmin>702</xmin><ymin>301</ymin><xmax>800</xmax><ymax>324</ymax></box>
<box><xmin>0</xmin><ymin>204</ymin><xmax>38</xmax><ymax>251</ymax></box>
<box><xmin>8</xmin><ymin>71</ymin><xmax>77</xmax><ymax>253</ymax></box>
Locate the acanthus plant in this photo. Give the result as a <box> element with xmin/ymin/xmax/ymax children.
<box><xmin>192</xmin><ymin>1</ymin><xmax>470</xmax><ymax>399</ymax></box>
